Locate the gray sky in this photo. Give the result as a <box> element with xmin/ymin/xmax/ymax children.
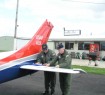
<box><xmin>0</xmin><ymin>0</ymin><xmax>105</xmax><ymax>38</ymax></box>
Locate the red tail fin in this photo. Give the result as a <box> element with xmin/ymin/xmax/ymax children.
<box><xmin>0</xmin><ymin>20</ymin><xmax>53</xmax><ymax>64</ymax></box>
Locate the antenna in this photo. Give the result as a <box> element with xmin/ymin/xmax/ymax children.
<box><xmin>14</xmin><ymin>0</ymin><xmax>19</xmax><ymax>50</ymax></box>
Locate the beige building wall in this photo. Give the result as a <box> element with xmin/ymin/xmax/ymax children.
<box><xmin>0</xmin><ymin>36</ymin><xmax>14</xmax><ymax>52</ymax></box>
<box><xmin>47</xmin><ymin>41</ymin><xmax>54</xmax><ymax>50</ymax></box>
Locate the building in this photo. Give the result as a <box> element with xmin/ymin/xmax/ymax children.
<box><xmin>0</xmin><ymin>36</ymin><xmax>14</xmax><ymax>52</ymax></box>
<box><xmin>0</xmin><ymin>36</ymin><xmax>105</xmax><ymax>59</ymax></box>
<box><xmin>48</xmin><ymin>36</ymin><xmax>105</xmax><ymax>59</ymax></box>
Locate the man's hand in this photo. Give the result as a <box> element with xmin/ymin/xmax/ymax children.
<box><xmin>43</xmin><ymin>63</ymin><xmax>47</xmax><ymax>66</ymax></box>
<box><xmin>55</xmin><ymin>65</ymin><xmax>60</xmax><ymax>68</ymax></box>
<box><xmin>46</xmin><ymin>64</ymin><xmax>50</xmax><ymax>67</ymax></box>
<box><xmin>35</xmin><ymin>62</ymin><xmax>42</xmax><ymax>65</ymax></box>
<box><xmin>34</xmin><ymin>62</ymin><xmax>42</xmax><ymax>66</ymax></box>
<box><xmin>36</xmin><ymin>62</ymin><xmax>40</xmax><ymax>64</ymax></box>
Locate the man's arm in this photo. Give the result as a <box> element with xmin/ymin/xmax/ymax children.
<box><xmin>49</xmin><ymin>55</ymin><xmax>58</xmax><ymax>66</ymax></box>
<box><xmin>59</xmin><ymin>55</ymin><xmax>72</xmax><ymax>69</ymax></box>
<box><xmin>48</xmin><ymin>51</ymin><xmax>56</xmax><ymax>63</ymax></box>
<box><xmin>36</xmin><ymin>53</ymin><xmax>42</xmax><ymax>64</ymax></box>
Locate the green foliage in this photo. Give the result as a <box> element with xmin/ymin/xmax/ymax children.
<box><xmin>72</xmin><ymin>65</ymin><xmax>105</xmax><ymax>75</ymax></box>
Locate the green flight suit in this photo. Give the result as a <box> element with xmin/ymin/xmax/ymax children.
<box><xmin>50</xmin><ymin>50</ymin><xmax>72</xmax><ymax>95</ymax></box>
<box><xmin>37</xmin><ymin>49</ymin><xmax>56</xmax><ymax>94</ymax></box>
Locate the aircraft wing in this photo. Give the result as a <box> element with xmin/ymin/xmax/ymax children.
<box><xmin>20</xmin><ymin>64</ymin><xmax>86</xmax><ymax>74</ymax></box>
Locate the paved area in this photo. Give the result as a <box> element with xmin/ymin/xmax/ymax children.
<box><xmin>0</xmin><ymin>71</ymin><xmax>105</xmax><ymax>95</ymax></box>
<box><xmin>0</xmin><ymin>59</ymin><xmax>105</xmax><ymax>95</ymax></box>
<box><xmin>72</xmin><ymin>59</ymin><xmax>105</xmax><ymax>68</ymax></box>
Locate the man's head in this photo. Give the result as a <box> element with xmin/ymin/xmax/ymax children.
<box><xmin>42</xmin><ymin>44</ymin><xmax>48</xmax><ymax>53</ymax></box>
<box><xmin>57</xmin><ymin>43</ymin><xmax>65</xmax><ymax>54</ymax></box>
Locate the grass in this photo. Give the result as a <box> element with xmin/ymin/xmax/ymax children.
<box><xmin>72</xmin><ymin>65</ymin><xmax>105</xmax><ymax>75</ymax></box>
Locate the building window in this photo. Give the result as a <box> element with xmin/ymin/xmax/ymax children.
<box><xmin>78</xmin><ymin>42</ymin><xmax>90</xmax><ymax>50</ymax></box>
<box><xmin>65</xmin><ymin>42</ymin><xmax>74</xmax><ymax>50</ymax></box>
<box><xmin>101</xmin><ymin>42</ymin><xmax>105</xmax><ymax>51</ymax></box>
<box><xmin>78</xmin><ymin>43</ymin><xmax>83</xmax><ymax>50</ymax></box>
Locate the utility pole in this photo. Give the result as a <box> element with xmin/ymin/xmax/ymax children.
<box><xmin>14</xmin><ymin>0</ymin><xmax>19</xmax><ymax>50</ymax></box>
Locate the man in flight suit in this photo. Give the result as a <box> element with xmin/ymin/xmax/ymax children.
<box><xmin>36</xmin><ymin>44</ymin><xmax>56</xmax><ymax>95</ymax></box>
<box><xmin>47</xmin><ymin>43</ymin><xmax>72</xmax><ymax>95</ymax></box>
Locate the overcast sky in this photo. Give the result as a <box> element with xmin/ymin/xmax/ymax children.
<box><xmin>0</xmin><ymin>0</ymin><xmax>105</xmax><ymax>38</ymax></box>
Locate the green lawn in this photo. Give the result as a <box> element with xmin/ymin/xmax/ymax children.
<box><xmin>72</xmin><ymin>65</ymin><xmax>105</xmax><ymax>75</ymax></box>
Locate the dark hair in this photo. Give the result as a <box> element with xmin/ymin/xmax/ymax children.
<box><xmin>57</xmin><ymin>43</ymin><xmax>64</xmax><ymax>49</ymax></box>
<box><xmin>42</xmin><ymin>44</ymin><xmax>48</xmax><ymax>50</ymax></box>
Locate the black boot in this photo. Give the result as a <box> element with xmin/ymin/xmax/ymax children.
<box><xmin>42</xmin><ymin>91</ymin><xmax>49</xmax><ymax>95</ymax></box>
<box><xmin>51</xmin><ymin>92</ymin><xmax>55</xmax><ymax>95</ymax></box>
<box><xmin>51</xmin><ymin>89</ymin><xmax>55</xmax><ymax>95</ymax></box>
<box><xmin>51</xmin><ymin>93</ymin><xmax>55</xmax><ymax>95</ymax></box>
<box><xmin>95</xmin><ymin>63</ymin><xmax>98</xmax><ymax>66</ymax></box>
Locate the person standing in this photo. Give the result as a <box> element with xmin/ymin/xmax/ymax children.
<box><xmin>48</xmin><ymin>43</ymin><xmax>72</xmax><ymax>95</ymax></box>
<box><xmin>88</xmin><ymin>53</ymin><xmax>98</xmax><ymax>66</ymax></box>
<box><xmin>36</xmin><ymin>44</ymin><xmax>56</xmax><ymax>95</ymax></box>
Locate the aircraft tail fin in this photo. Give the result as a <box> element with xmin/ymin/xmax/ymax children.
<box><xmin>0</xmin><ymin>20</ymin><xmax>53</xmax><ymax>64</ymax></box>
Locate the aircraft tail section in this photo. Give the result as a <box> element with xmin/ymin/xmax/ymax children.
<box><xmin>0</xmin><ymin>20</ymin><xmax>53</xmax><ymax>64</ymax></box>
